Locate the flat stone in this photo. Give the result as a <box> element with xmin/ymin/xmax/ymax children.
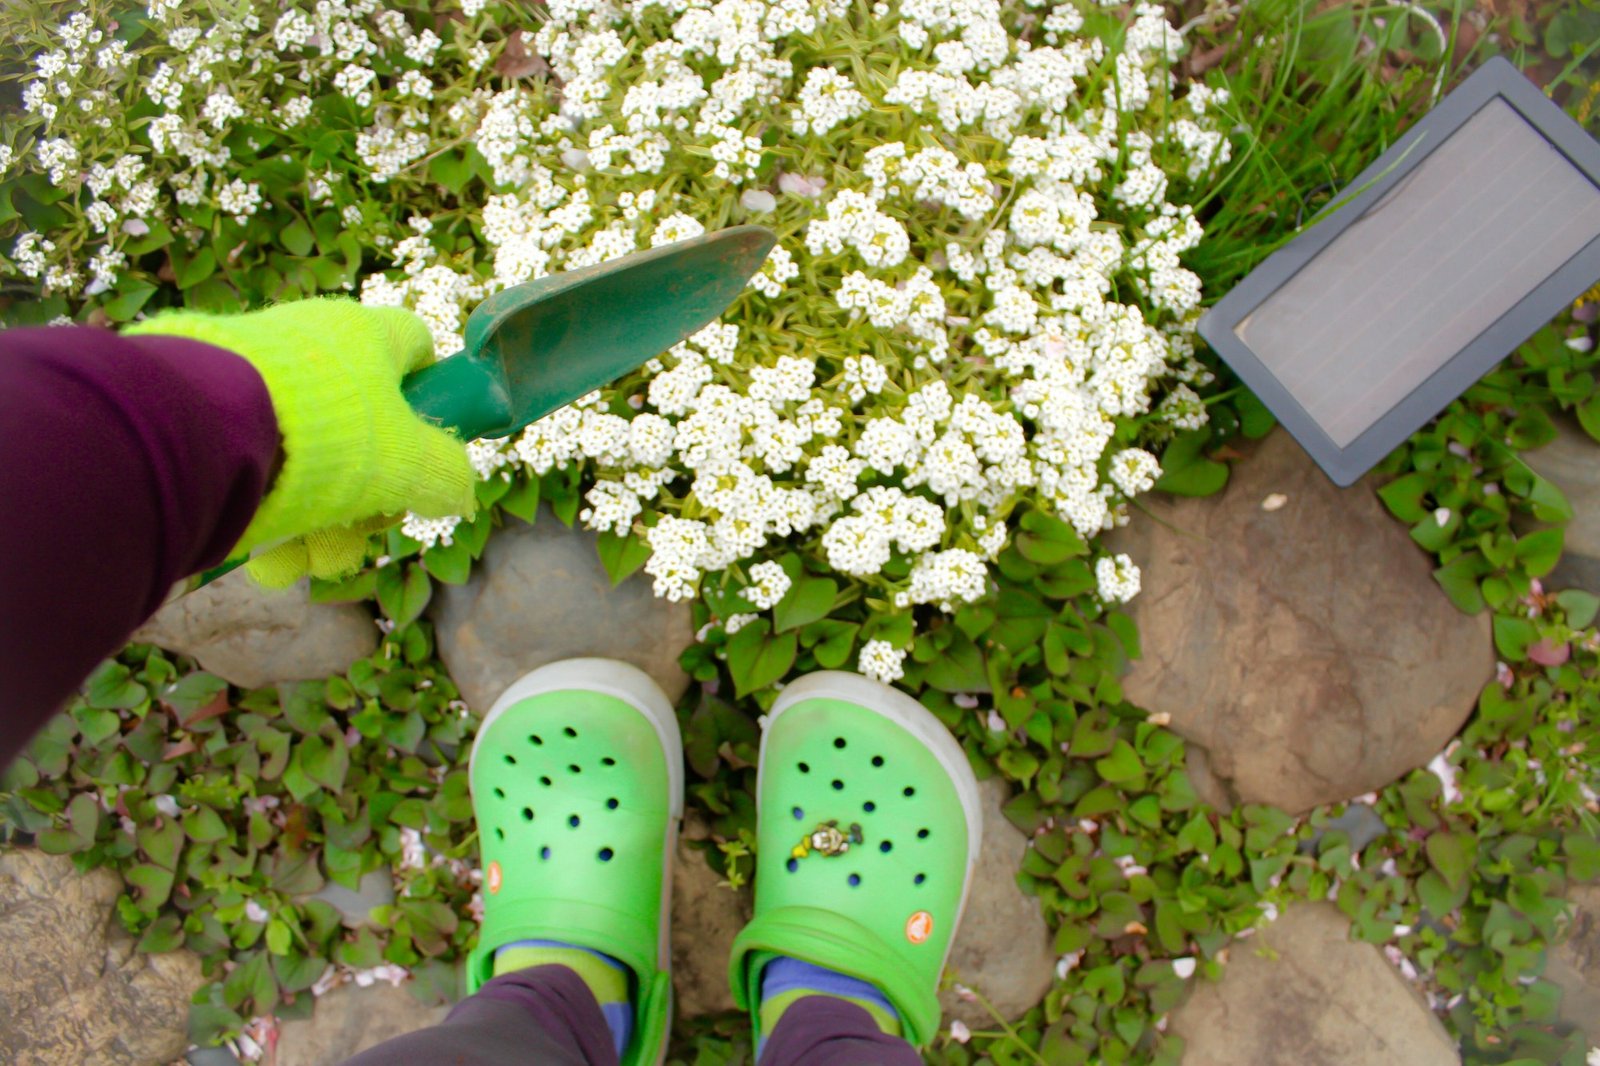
<box><xmin>431</xmin><ymin>510</ymin><xmax>694</xmax><ymax>713</ymax></box>
<box><xmin>1305</xmin><ymin>802</ymin><xmax>1389</xmax><ymax>855</ymax></box>
<box><xmin>1517</xmin><ymin>416</ymin><xmax>1600</xmax><ymax>594</ymax></box>
<box><xmin>309</xmin><ymin>868</ymin><xmax>395</xmax><ymax>928</ymax></box>
<box><xmin>0</xmin><ymin>848</ymin><xmax>204</xmax><ymax>1065</ymax></box>
<box><xmin>133</xmin><ymin>569</ymin><xmax>378</xmax><ymax>689</ymax></box>
<box><xmin>1170</xmin><ymin>902</ymin><xmax>1459</xmax><ymax>1066</ymax></box>
<box><xmin>939</xmin><ymin>777</ymin><xmax>1056</xmax><ymax>1026</ymax></box>
<box><xmin>1547</xmin><ymin>882</ymin><xmax>1600</xmax><ymax>1044</ymax></box>
<box><xmin>671</xmin><ymin>817</ymin><xmax>752</xmax><ymax>1017</ymax></box>
<box><xmin>1110</xmin><ymin>430</ymin><xmax>1492</xmax><ymax>815</ymax></box>
<box><xmin>274</xmin><ymin>982</ymin><xmax>449</xmax><ymax>1066</ymax></box>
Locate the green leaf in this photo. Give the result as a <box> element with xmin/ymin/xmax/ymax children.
<box><xmin>37</xmin><ymin>792</ymin><xmax>100</xmax><ymax>854</ymax></box>
<box><xmin>1513</xmin><ymin>528</ymin><xmax>1563</xmax><ymax>578</ymax></box>
<box><xmin>808</xmin><ymin>620</ymin><xmax>859</xmax><ymax>669</ymax></box>
<box><xmin>137</xmin><ymin>914</ymin><xmax>185</xmax><ymax>953</ymax></box>
<box><xmin>138</xmin><ymin>819</ymin><xmax>184</xmax><ymax>869</ymax></box>
<box><xmin>500</xmin><ymin>477</ymin><xmax>541</xmax><ymax>522</ymax></box>
<box><xmin>1526</xmin><ymin>473</ymin><xmax>1573</xmax><ymax>524</ymax></box>
<box><xmin>1577</xmin><ymin>394</ymin><xmax>1600</xmax><ymax>443</ymax></box>
<box><xmin>1557</xmin><ymin>589</ymin><xmax>1600</xmax><ymax>629</ymax></box>
<box><xmin>774</xmin><ymin>575</ymin><xmax>837</xmax><ymax>633</ymax></box>
<box><xmin>282</xmin><ymin>218</ymin><xmax>315</xmax><ymax>256</ymax></box>
<box><xmin>1234</xmin><ymin>389</ymin><xmax>1277</xmax><ymax>438</ymax></box>
<box><xmin>1425</xmin><ymin>830</ymin><xmax>1475</xmax><ymax>889</ymax></box>
<box><xmin>1416</xmin><ymin>868</ymin><xmax>1468</xmax><ymax>918</ymax></box>
<box><xmin>726</xmin><ymin>619</ymin><xmax>797</xmax><ymax>698</ymax></box>
<box><xmin>1377</xmin><ymin>472</ymin><xmax>1432</xmax><ymax>523</ymax></box>
<box><xmin>1094</xmin><ymin>739</ymin><xmax>1145</xmax><ymax>785</ymax></box>
<box><xmin>921</xmin><ymin>630</ymin><xmax>986</xmax><ymax>692</ymax></box>
<box><xmin>1564</xmin><ymin>831</ymin><xmax>1600</xmax><ymax>881</ymax></box>
<box><xmin>1155</xmin><ymin>430</ymin><xmax>1229</xmax><ymax>497</ymax></box>
<box><xmin>85</xmin><ymin>660</ymin><xmax>147</xmax><ymax>709</ymax></box>
<box><xmin>265</xmin><ymin>918</ymin><xmax>292</xmax><ymax>956</ymax></box>
<box><xmin>176</xmin><ymin>247</ymin><xmax>217</xmax><ymax>290</ymax></box>
<box><xmin>422</xmin><ymin>535</ymin><xmax>474</xmax><ymax>584</ymax></box>
<box><xmin>1432</xmin><ymin>553</ymin><xmax>1486</xmax><ymax>614</ymax></box>
<box><xmin>126</xmin><ymin>862</ymin><xmax>176</xmax><ymax>909</ymax></box>
<box><xmin>1020</xmin><ymin>508</ymin><xmax>1087</xmax><ymax>552</ymax></box>
<box><xmin>377</xmin><ymin>563</ymin><xmax>432</xmax><ymax>626</ymax></box>
<box><xmin>1493</xmin><ymin>615</ymin><xmax>1537</xmax><ymax>661</ymax></box>
<box><xmin>183</xmin><ymin>805</ymin><xmax>228</xmax><ymax>844</ymax></box>
<box><xmin>100</xmin><ymin>280</ymin><xmax>158</xmax><ymax>322</ymax></box>
<box><xmin>298</xmin><ymin>733</ymin><xmax>350</xmax><ymax>792</ymax></box>
<box><xmin>73</xmin><ymin>705</ymin><xmax>121</xmax><ymax>746</ymax></box>
<box><xmin>596</xmin><ymin>529</ymin><xmax>653</xmax><ymax>586</ymax></box>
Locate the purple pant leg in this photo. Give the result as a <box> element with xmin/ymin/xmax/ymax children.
<box><xmin>757</xmin><ymin>996</ymin><xmax>923</xmax><ymax>1066</ymax></box>
<box><xmin>337</xmin><ymin>966</ymin><xmax>619</xmax><ymax>1066</ymax></box>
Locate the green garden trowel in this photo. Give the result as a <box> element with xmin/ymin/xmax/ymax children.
<box><xmin>406</xmin><ymin>223</ymin><xmax>774</xmax><ymax>439</ymax></box>
<box><xmin>193</xmin><ymin>224</ymin><xmax>775</xmax><ymax>590</ymax></box>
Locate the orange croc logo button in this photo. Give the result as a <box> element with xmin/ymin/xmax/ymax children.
<box><xmin>487</xmin><ymin>860</ymin><xmax>503</xmax><ymax>895</ymax></box>
<box><xmin>905</xmin><ymin>910</ymin><xmax>933</xmax><ymax>945</ymax></box>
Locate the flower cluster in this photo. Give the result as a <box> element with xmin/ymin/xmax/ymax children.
<box><xmin>3</xmin><ymin>0</ymin><xmax>1233</xmax><ymax>684</ymax></box>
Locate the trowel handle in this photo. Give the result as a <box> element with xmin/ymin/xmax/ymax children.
<box><xmin>401</xmin><ymin>351</ymin><xmax>514</xmax><ymax>442</ymax></box>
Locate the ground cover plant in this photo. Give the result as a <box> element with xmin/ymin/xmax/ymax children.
<box><xmin>0</xmin><ymin>0</ymin><xmax>1597</xmax><ymax>1063</ymax></box>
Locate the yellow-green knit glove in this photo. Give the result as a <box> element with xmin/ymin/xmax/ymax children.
<box><xmin>127</xmin><ymin>298</ymin><xmax>475</xmax><ymax>587</ymax></box>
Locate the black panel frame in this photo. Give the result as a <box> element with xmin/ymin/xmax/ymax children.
<box><xmin>1197</xmin><ymin>56</ymin><xmax>1600</xmax><ymax>487</ymax></box>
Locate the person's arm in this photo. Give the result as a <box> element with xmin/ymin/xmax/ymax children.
<box><xmin>0</xmin><ymin>326</ymin><xmax>280</xmax><ymax>768</ymax></box>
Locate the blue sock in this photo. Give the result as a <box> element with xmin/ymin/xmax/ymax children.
<box><xmin>494</xmin><ymin>938</ymin><xmax>633</xmax><ymax>1057</ymax></box>
<box><xmin>757</xmin><ymin>956</ymin><xmax>900</xmax><ymax>1056</ymax></box>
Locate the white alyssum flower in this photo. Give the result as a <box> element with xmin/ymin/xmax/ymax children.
<box><xmin>743</xmin><ymin>560</ymin><xmax>792</xmax><ymax>609</ymax></box>
<box><xmin>857</xmin><ymin>639</ymin><xmax>907</xmax><ymax>684</ymax></box>
<box><xmin>1095</xmin><ymin>553</ymin><xmax>1141</xmax><ymax>603</ymax></box>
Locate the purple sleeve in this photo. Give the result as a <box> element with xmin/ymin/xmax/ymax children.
<box><xmin>0</xmin><ymin>326</ymin><xmax>279</xmax><ymax>768</ymax></box>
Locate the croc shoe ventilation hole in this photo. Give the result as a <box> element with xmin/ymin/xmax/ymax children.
<box><xmin>848</xmin><ymin>873</ymin><xmax>861</xmax><ymax>887</ymax></box>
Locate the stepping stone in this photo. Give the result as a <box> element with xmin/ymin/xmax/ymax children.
<box><xmin>671</xmin><ymin>817</ymin><xmax>753</xmax><ymax>1017</ymax></box>
<box><xmin>133</xmin><ymin>568</ymin><xmax>377</xmax><ymax>689</ymax></box>
<box><xmin>1547</xmin><ymin>882</ymin><xmax>1600</xmax><ymax>1045</ymax></box>
<box><xmin>309</xmin><ymin>868</ymin><xmax>395</xmax><ymax>928</ymax></box>
<box><xmin>274</xmin><ymin>982</ymin><xmax>449</xmax><ymax>1066</ymax></box>
<box><xmin>1110</xmin><ymin>430</ymin><xmax>1492</xmax><ymax>815</ymax></box>
<box><xmin>1516</xmin><ymin>416</ymin><xmax>1600</xmax><ymax>595</ymax></box>
<box><xmin>0</xmin><ymin>849</ymin><xmax>203</xmax><ymax>1065</ymax></box>
<box><xmin>431</xmin><ymin>510</ymin><xmax>694</xmax><ymax>713</ymax></box>
<box><xmin>940</xmin><ymin>777</ymin><xmax>1057</xmax><ymax>1026</ymax></box>
<box><xmin>1169</xmin><ymin>902</ymin><xmax>1459</xmax><ymax>1066</ymax></box>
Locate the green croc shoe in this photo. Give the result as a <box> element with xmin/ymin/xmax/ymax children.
<box><xmin>728</xmin><ymin>671</ymin><xmax>982</xmax><ymax>1047</ymax></box>
<box><xmin>466</xmin><ymin>658</ymin><xmax>683</xmax><ymax>1066</ymax></box>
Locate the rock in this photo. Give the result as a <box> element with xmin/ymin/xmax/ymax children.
<box><xmin>0</xmin><ymin>848</ymin><xmax>204</xmax><ymax>1065</ymax></box>
<box><xmin>309</xmin><ymin>868</ymin><xmax>395</xmax><ymax>928</ymax></box>
<box><xmin>1110</xmin><ymin>430</ymin><xmax>1493</xmax><ymax>815</ymax></box>
<box><xmin>671</xmin><ymin>818</ymin><xmax>752</xmax><ymax>1017</ymax></box>
<box><xmin>133</xmin><ymin>568</ymin><xmax>378</xmax><ymax>689</ymax></box>
<box><xmin>1304</xmin><ymin>802</ymin><xmax>1389</xmax><ymax>855</ymax></box>
<box><xmin>274</xmin><ymin>982</ymin><xmax>450</xmax><ymax>1066</ymax></box>
<box><xmin>1547</xmin><ymin>882</ymin><xmax>1600</xmax><ymax>1044</ymax></box>
<box><xmin>939</xmin><ymin>777</ymin><xmax>1056</xmax><ymax>1027</ymax></box>
<box><xmin>1517</xmin><ymin>417</ymin><xmax>1600</xmax><ymax>595</ymax></box>
<box><xmin>431</xmin><ymin>511</ymin><xmax>694</xmax><ymax>713</ymax></box>
<box><xmin>1170</xmin><ymin>902</ymin><xmax>1459</xmax><ymax>1066</ymax></box>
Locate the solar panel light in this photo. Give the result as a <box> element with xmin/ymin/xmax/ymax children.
<box><xmin>1198</xmin><ymin>56</ymin><xmax>1600</xmax><ymax>487</ymax></box>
